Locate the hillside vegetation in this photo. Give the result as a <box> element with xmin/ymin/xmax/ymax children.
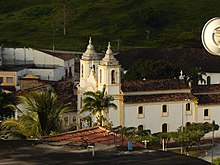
<box><xmin>0</xmin><ymin>0</ymin><xmax>220</xmax><ymax>51</ymax></box>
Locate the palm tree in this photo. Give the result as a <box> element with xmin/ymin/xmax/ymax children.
<box><xmin>186</xmin><ymin>67</ymin><xmax>206</xmax><ymax>87</ymax></box>
<box><xmin>81</xmin><ymin>86</ymin><xmax>117</xmax><ymax>127</ymax></box>
<box><xmin>1</xmin><ymin>90</ymin><xmax>71</xmax><ymax>139</ymax></box>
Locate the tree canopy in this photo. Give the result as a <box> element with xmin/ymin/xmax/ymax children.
<box><xmin>81</xmin><ymin>86</ymin><xmax>117</xmax><ymax>127</ymax></box>
<box><xmin>1</xmin><ymin>90</ymin><xmax>71</xmax><ymax>139</ymax></box>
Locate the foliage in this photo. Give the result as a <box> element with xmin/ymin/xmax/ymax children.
<box><xmin>1</xmin><ymin>0</ymin><xmax>220</xmax><ymax>50</ymax></box>
<box><xmin>214</xmin><ymin>157</ymin><xmax>220</xmax><ymax>165</ymax></box>
<box><xmin>185</xmin><ymin>67</ymin><xmax>206</xmax><ymax>87</ymax></box>
<box><xmin>0</xmin><ymin>90</ymin><xmax>16</xmax><ymax>121</ymax></box>
<box><xmin>123</xmin><ymin>59</ymin><xmax>180</xmax><ymax>81</ymax></box>
<box><xmin>1</xmin><ymin>90</ymin><xmax>71</xmax><ymax>139</ymax></box>
<box><xmin>172</xmin><ymin>122</ymin><xmax>219</xmax><ymax>152</ymax></box>
<box><xmin>81</xmin><ymin>86</ymin><xmax>117</xmax><ymax>127</ymax></box>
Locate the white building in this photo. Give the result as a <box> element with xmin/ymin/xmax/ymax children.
<box><xmin>0</xmin><ymin>47</ymin><xmax>75</xmax><ymax>89</ymax></box>
<box><xmin>77</xmin><ymin>38</ymin><xmax>220</xmax><ymax>137</ymax></box>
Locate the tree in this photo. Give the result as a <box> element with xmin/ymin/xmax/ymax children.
<box><xmin>172</xmin><ymin>122</ymin><xmax>219</xmax><ymax>154</ymax></box>
<box><xmin>123</xmin><ymin>59</ymin><xmax>180</xmax><ymax>81</ymax></box>
<box><xmin>1</xmin><ymin>90</ymin><xmax>71</xmax><ymax>139</ymax></box>
<box><xmin>185</xmin><ymin>67</ymin><xmax>206</xmax><ymax>87</ymax></box>
<box><xmin>81</xmin><ymin>86</ymin><xmax>117</xmax><ymax>127</ymax></box>
<box><xmin>0</xmin><ymin>90</ymin><xmax>16</xmax><ymax>121</ymax></box>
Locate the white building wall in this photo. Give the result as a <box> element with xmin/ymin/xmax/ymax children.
<box><xmin>124</xmin><ymin>101</ymin><xmax>196</xmax><ymax>134</ymax></box>
<box><xmin>27</xmin><ymin>67</ymin><xmax>64</xmax><ymax>81</ymax></box>
<box><xmin>2</xmin><ymin>48</ymin><xmax>64</xmax><ymax>67</ymax></box>
<box><xmin>198</xmin><ymin>105</ymin><xmax>220</xmax><ymax>137</ymax></box>
<box><xmin>202</xmin><ymin>72</ymin><xmax>220</xmax><ymax>85</ymax></box>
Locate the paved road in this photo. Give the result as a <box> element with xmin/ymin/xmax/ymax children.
<box><xmin>200</xmin><ymin>144</ymin><xmax>220</xmax><ymax>163</ymax></box>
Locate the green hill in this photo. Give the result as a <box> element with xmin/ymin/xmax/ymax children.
<box><xmin>0</xmin><ymin>0</ymin><xmax>220</xmax><ymax>51</ymax></box>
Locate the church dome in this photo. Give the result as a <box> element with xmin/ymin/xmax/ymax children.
<box><xmin>101</xmin><ymin>42</ymin><xmax>119</xmax><ymax>66</ymax></box>
<box><xmin>82</xmin><ymin>37</ymin><xmax>101</xmax><ymax>60</ymax></box>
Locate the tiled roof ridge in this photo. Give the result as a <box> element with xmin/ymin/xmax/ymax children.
<box><xmin>42</xmin><ymin>126</ymin><xmax>105</xmax><ymax>139</ymax></box>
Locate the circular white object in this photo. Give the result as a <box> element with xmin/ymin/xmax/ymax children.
<box><xmin>202</xmin><ymin>17</ymin><xmax>220</xmax><ymax>56</ymax></box>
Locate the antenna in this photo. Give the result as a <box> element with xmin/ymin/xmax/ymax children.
<box><xmin>202</xmin><ymin>17</ymin><xmax>220</xmax><ymax>56</ymax></box>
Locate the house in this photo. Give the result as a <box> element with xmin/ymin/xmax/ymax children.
<box><xmin>77</xmin><ymin>38</ymin><xmax>220</xmax><ymax>138</ymax></box>
<box><xmin>0</xmin><ymin>47</ymin><xmax>76</xmax><ymax>91</ymax></box>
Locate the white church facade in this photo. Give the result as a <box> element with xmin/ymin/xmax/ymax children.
<box><xmin>77</xmin><ymin>38</ymin><xmax>220</xmax><ymax>137</ymax></box>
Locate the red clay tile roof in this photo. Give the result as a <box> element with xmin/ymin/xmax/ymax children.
<box><xmin>42</xmin><ymin>126</ymin><xmax>141</xmax><ymax>147</ymax></box>
<box><xmin>195</xmin><ymin>94</ymin><xmax>220</xmax><ymax>105</ymax></box>
<box><xmin>192</xmin><ymin>84</ymin><xmax>220</xmax><ymax>94</ymax></box>
<box><xmin>124</xmin><ymin>93</ymin><xmax>197</xmax><ymax>104</ymax></box>
<box><xmin>122</xmin><ymin>79</ymin><xmax>189</xmax><ymax>92</ymax></box>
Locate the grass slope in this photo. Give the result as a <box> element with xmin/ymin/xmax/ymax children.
<box><xmin>0</xmin><ymin>0</ymin><xmax>220</xmax><ymax>51</ymax></box>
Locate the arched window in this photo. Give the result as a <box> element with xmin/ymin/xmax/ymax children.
<box><xmin>204</xmin><ymin>109</ymin><xmax>209</xmax><ymax>117</ymax></box>
<box><xmin>81</xmin><ymin>64</ymin><xmax>84</xmax><ymax>77</ymax></box>
<box><xmin>207</xmin><ymin>76</ymin><xmax>211</xmax><ymax>85</ymax></box>
<box><xmin>186</xmin><ymin>103</ymin><xmax>190</xmax><ymax>111</ymax></box>
<box><xmin>186</xmin><ymin>122</ymin><xmax>191</xmax><ymax>127</ymax></box>
<box><xmin>80</xmin><ymin>96</ymin><xmax>83</xmax><ymax>108</ymax></box>
<box><xmin>111</xmin><ymin>70</ymin><xmax>116</xmax><ymax>84</ymax></box>
<box><xmin>162</xmin><ymin>105</ymin><xmax>167</xmax><ymax>113</ymax></box>
<box><xmin>100</xmin><ymin>69</ymin><xmax>102</xmax><ymax>83</ymax></box>
<box><xmin>138</xmin><ymin>125</ymin><xmax>143</xmax><ymax>131</ymax></box>
<box><xmin>138</xmin><ymin>106</ymin><xmax>143</xmax><ymax>114</ymax></box>
<box><xmin>162</xmin><ymin>123</ymin><xmax>168</xmax><ymax>132</ymax></box>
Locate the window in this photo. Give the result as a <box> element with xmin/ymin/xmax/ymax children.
<box><xmin>64</xmin><ymin>117</ymin><xmax>68</xmax><ymax>126</ymax></box>
<box><xmin>162</xmin><ymin>105</ymin><xmax>167</xmax><ymax>113</ymax></box>
<box><xmin>138</xmin><ymin>125</ymin><xmax>143</xmax><ymax>131</ymax></box>
<box><xmin>204</xmin><ymin>109</ymin><xmax>209</xmax><ymax>117</ymax></box>
<box><xmin>138</xmin><ymin>106</ymin><xmax>144</xmax><ymax>118</ymax></box>
<box><xmin>100</xmin><ymin>69</ymin><xmax>102</xmax><ymax>83</ymax></box>
<box><xmin>138</xmin><ymin>106</ymin><xmax>143</xmax><ymax>114</ymax></box>
<box><xmin>207</xmin><ymin>76</ymin><xmax>211</xmax><ymax>85</ymax></box>
<box><xmin>111</xmin><ymin>70</ymin><xmax>116</xmax><ymax>84</ymax></box>
<box><xmin>80</xmin><ymin>97</ymin><xmax>83</xmax><ymax>108</ymax></box>
<box><xmin>81</xmin><ymin>64</ymin><xmax>84</xmax><ymax>77</ymax></box>
<box><xmin>186</xmin><ymin>103</ymin><xmax>190</xmax><ymax>111</ymax></box>
<box><xmin>93</xmin><ymin>65</ymin><xmax>95</xmax><ymax>72</ymax></box>
<box><xmin>0</xmin><ymin>77</ymin><xmax>3</xmax><ymax>84</ymax></box>
<box><xmin>162</xmin><ymin>123</ymin><xmax>168</xmax><ymax>132</ymax></box>
<box><xmin>6</xmin><ymin>77</ymin><xmax>13</xmax><ymax>84</ymax></box>
<box><xmin>162</xmin><ymin>105</ymin><xmax>168</xmax><ymax>117</ymax></box>
<box><xmin>186</xmin><ymin>122</ymin><xmax>191</xmax><ymax>127</ymax></box>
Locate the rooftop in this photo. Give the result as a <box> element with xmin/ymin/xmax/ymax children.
<box><xmin>192</xmin><ymin>84</ymin><xmax>220</xmax><ymax>94</ymax></box>
<box><xmin>122</xmin><ymin>79</ymin><xmax>189</xmax><ymax>92</ymax></box>
<box><xmin>124</xmin><ymin>93</ymin><xmax>196</xmax><ymax>104</ymax></box>
<box><xmin>42</xmin><ymin>126</ymin><xmax>140</xmax><ymax>147</ymax></box>
<box><xmin>195</xmin><ymin>94</ymin><xmax>220</xmax><ymax>105</ymax></box>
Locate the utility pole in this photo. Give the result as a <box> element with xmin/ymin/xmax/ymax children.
<box><xmin>212</xmin><ymin>120</ymin><xmax>215</xmax><ymax>164</ymax></box>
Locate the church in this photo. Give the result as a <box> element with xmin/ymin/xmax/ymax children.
<box><xmin>77</xmin><ymin>38</ymin><xmax>220</xmax><ymax>137</ymax></box>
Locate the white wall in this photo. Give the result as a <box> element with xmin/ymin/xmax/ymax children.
<box><xmin>124</xmin><ymin>101</ymin><xmax>196</xmax><ymax>134</ymax></box>
<box><xmin>2</xmin><ymin>48</ymin><xmax>64</xmax><ymax>67</ymax></box>
<box><xmin>202</xmin><ymin>72</ymin><xmax>220</xmax><ymax>85</ymax></box>
<box><xmin>198</xmin><ymin>105</ymin><xmax>220</xmax><ymax>137</ymax></box>
<box><xmin>27</xmin><ymin>67</ymin><xmax>64</xmax><ymax>81</ymax></box>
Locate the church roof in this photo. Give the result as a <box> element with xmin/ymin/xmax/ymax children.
<box><xmin>192</xmin><ymin>84</ymin><xmax>220</xmax><ymax>94</ymax></box>
<box><xmin>101</xmin><ymin>42</ymin><xmax>119</xmax><ymax>66</ymax></box>
<box><xmin>122</xmin><ymin>79</ymin><xmax>190</xmax><ymax>92</ymax></box>
<box><xmin>195</xmin><ymin>94</ymin><xmax>220</xmax><ymax>105</ymax></box>
<box><xmin>124</xmin><ymin>93</ymin><xmax>196</xmax><ymax>104</ymax></box>
<box><xmin>81</xmin><ymin>37</ymin><xmax>101</xmax><ymax>60</ymax></box>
